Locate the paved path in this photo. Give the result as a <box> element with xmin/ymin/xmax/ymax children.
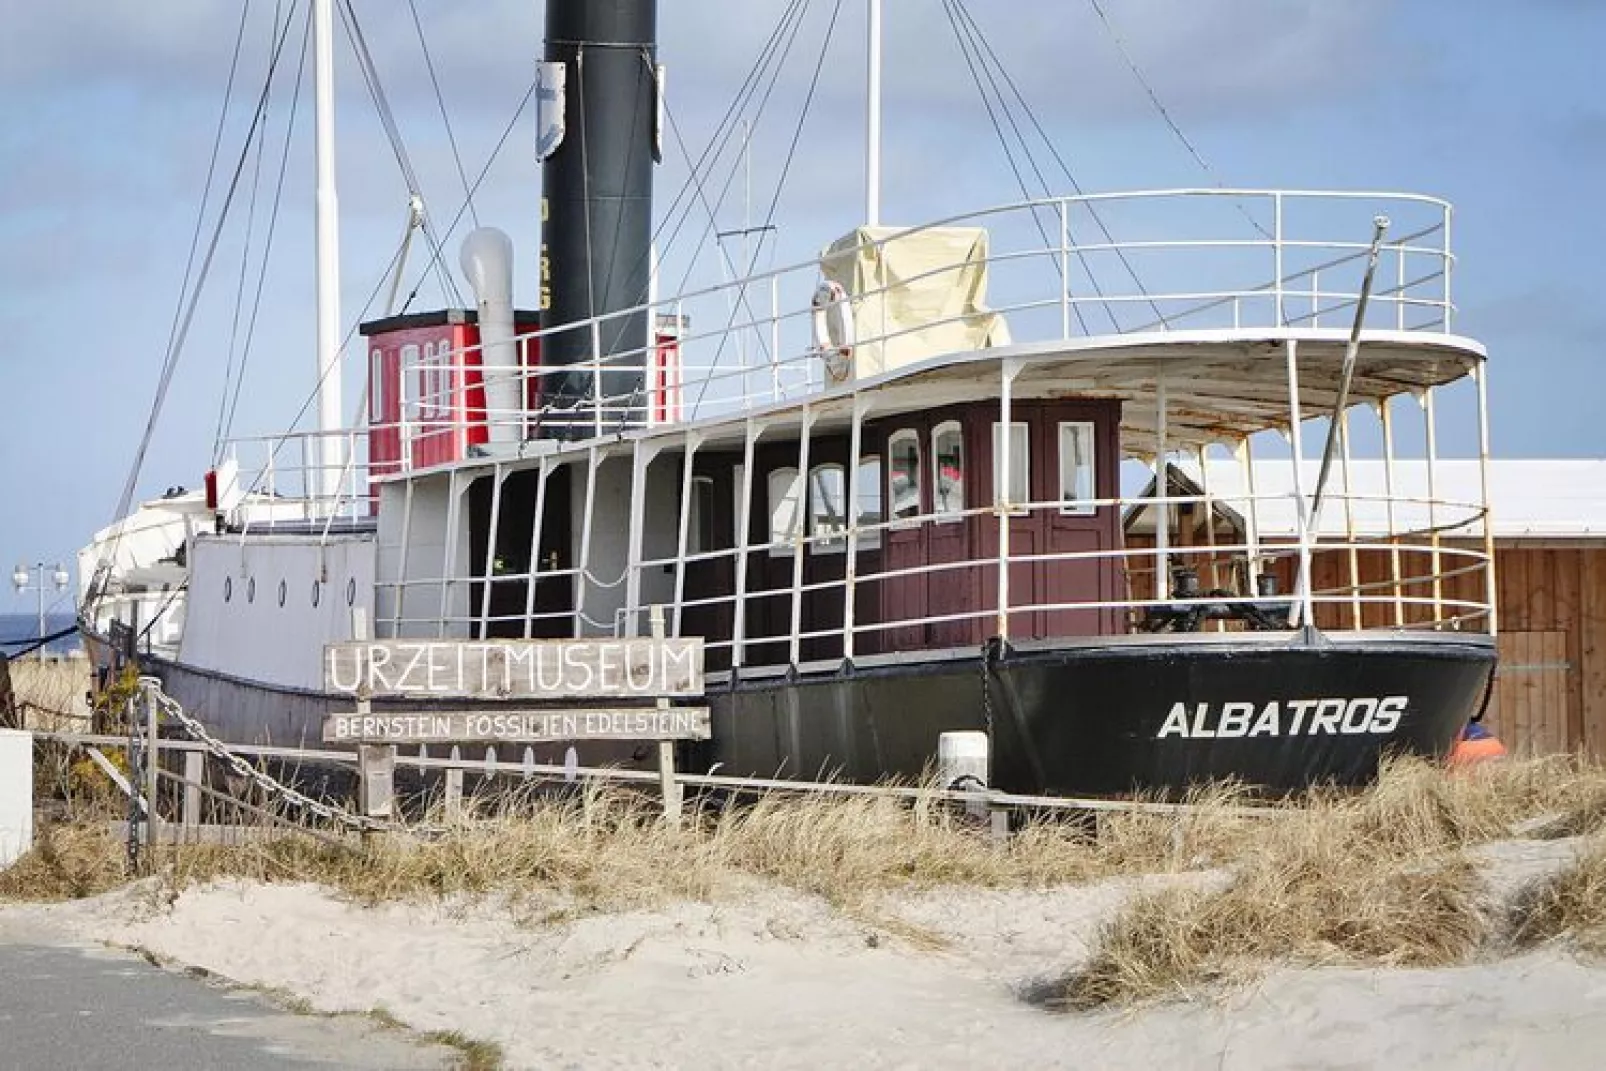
<box><xmin>0</xmin><ymin>925</ymin><xmax>456</xmax><ymax>1070</ymax></box>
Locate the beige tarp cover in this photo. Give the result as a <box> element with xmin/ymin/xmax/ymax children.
<box><xmin>819</xmin><ymin>225</ymin><xmax>1011</xmax><ymax>379</ymax></box>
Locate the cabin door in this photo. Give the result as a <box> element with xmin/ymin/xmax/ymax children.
<box><xmin>976</xmin><ymin>403</ymin><xmax>1120</xmax><ymax>640</ymax></box>
<box><xmin>882</xmin><ymin>427</ymin><xmax>928</xmax><ymax>650</ymax></box>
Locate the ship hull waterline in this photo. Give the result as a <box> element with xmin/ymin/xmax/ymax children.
<box><xmin>117</xmin><ymin>631</ymin><xmax>1495</xmax><ymax>798</ymax></box>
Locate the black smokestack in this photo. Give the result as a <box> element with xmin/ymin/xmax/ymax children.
<box><xmin>540</xmin><ymin>0</ymin><xmax>657</xmax><ymax>436</ymax></box>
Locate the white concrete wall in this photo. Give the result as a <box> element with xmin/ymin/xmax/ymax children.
<box><xmin>178</xmin><ymin>534</ymin><xmax>376</xmax><ymax>691</ymax></box>
<box><xmin>0</xmin><ymin>729</ymin><xmax>32</xmax><ymax>868</ymax></box>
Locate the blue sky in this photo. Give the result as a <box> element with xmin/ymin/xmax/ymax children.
<box><xmin>2</xmin><ymin>0</ymin><xmax>1603</xmax><ymax>617</ymax></box>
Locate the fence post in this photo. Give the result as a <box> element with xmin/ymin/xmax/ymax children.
<box><xmin>350</xmin><ymin>608</ymin><xmax>395</xmax><ymax>820</ymax></box>
<box><xmin>144</xmin><ymin>681</ymin><xmax>160</xmax><ymax>858</ymax></box>
<box><xmin>183</xmin><ymin>750</ymin><xmax>203</xmax><ymax>829</ymax></box>
<box><xmin>445</xmin><ymin>745</ymin><xmax>464</xmax><ymax>821</ymax></box>
<box><xmin>651</xmin><ymin>605</ymin><xmax>683</xmax><ymax>826</ymax></box>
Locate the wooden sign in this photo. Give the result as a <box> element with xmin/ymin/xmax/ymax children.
<box><xmin>324</xmin><ymin>639</ymin><xmax>704</xmax><ymax>700</ymax></box>
<box><xmin>322</xmin><ymin>706</ymin><xmax>712</xmax><ymax>745</ymax></box>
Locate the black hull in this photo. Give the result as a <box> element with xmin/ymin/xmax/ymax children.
<box><xmin>132</xmin><ymin>631</ymin><xmax>1494</xmax><ymax>797</ymax></box>
<box><xmin>703</xmin><ymin>632</ymin><xmax>1496</xmax><ymax>795</ymax></box>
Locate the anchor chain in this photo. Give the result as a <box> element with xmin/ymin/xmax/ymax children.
<box><xmin>139</xmin><ymin>678</ymin><xmax>394</xmax><ymax>833</ymax></box>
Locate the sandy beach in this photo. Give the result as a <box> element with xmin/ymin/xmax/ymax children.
<box><xmin>5</xmin><ymin>840</ymin><xmax>1603</xmax><ymax>1070</ymax></box>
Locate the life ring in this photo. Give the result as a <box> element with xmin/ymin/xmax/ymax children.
<box><xmin>811</xmin><ymin>280</ymin><xmax>855</xmax><ymax>384</ymax></box>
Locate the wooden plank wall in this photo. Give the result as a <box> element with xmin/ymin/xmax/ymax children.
<box><xmin>1489</xmin><ymin>546</ymin><xmax>1606</xmax><ymax>757</ymax></box>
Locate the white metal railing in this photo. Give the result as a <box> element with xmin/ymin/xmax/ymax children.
<box><xmin>372</xmin><ymin>479</ymin><xmax>1493</xmax><ymax>658</ymax></box>
<box><xmin>218</xmin><ymin>188</ymin><xmax>1458</xmax><ymax>522</ymax></box>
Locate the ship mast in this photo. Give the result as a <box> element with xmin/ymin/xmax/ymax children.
<box><xmin>313</xmin><ymin>0</ymin><xmax>345</xmax><ymax>505</ymax></box>
<box><xmin>865</xmin><ymin>0</ymin><xmax>882</xmax><ymax>227</ymax></box>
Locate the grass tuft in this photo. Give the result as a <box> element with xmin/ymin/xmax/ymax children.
<box><xmin>1508</xmin><ymin>839</ymin><xmax>1606</xmax><ymax>955</ymax></box>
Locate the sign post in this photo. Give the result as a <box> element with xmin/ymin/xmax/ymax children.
<box><xmin>651</xmin><ymin>605</ymin><xmax>682</xmax><ymax>825</ymax></box>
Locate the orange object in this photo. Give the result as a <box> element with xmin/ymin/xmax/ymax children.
<box><xmin>1449</xmin><ymin>724</ymin><xmax>1507</xmax><ymax>766</ymax></box>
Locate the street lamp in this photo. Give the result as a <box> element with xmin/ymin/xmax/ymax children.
<box><xmin>12</xmin><ymin>561</ymin><xmax>70</xmax><ymax>661</ymax></box>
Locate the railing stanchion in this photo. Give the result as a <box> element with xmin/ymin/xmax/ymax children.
<box><xmin>1058</xmin><ymin>200</ymin><xmax>1071</xmax><ymax>339</ymax></box>
<box><xmin>1474</xmin><ymin>362</ymin><xmax>1497</xmax><ymax>635</ymax></box>
<box><xmin>1273</xmin><ymin>191</ymin><xmax>1285</xmax><ymax>327</ymax></box>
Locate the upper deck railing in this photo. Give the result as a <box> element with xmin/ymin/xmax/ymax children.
<box><xmin>219</xmin><ymin>189</ymin><xmax>1460</xmax><ymax>523</ymax></box>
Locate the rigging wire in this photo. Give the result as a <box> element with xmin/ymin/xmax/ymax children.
<box><xmin>101</xmin><ymin>4</ymin><xmax>305</xmax><ymax>609</ymax></box>
<box><xmin>159</xmin><ymin>0</ymin><xmax>254</xmax><ymax>418</ymax></box>
<box><xmin>1085</xmin><ymin>0</ymin><xmax>1271</xmax><ymax>239</ymax></box>
<box><xmin>336</xmin><ymin>0</ymin><xmax>463</xmax><ymax>307</ymax></box>
<box><xmin>398</xmin><ymin>78</ymin><xmax>539</xmax><ymax>314</ymax></box>
<box><xmin>215</xmin><ymin>0</ymin><xmax>291</xmax><ymax>463</ymax></box>
<box><xmin>686</xmin><ymin>0</ymin><xmax>845</xmax><ymax>417</ymax></box>
<box><xmin>223</xmin><ymin>3</ymin><xmax>314</xmax><ymax>448</ymax></box>
<box><xmin>949</xmin><ymin>0</ymin><xmax>1166</xmax><ymax>329</ymax></box>
<box><xmin>659</xmin><ymin>89</ymin><xmax>777</xmax><ymax>366</ymax></box>
<box><xmin>405</xmin><ymin>0</ymin><xmax>479</xmax><ymax>230</ymax></box>
<box><xmin>940</xmin><ymin>0</ymin><xmax>1091</xmax><ymax>336</ymax></box>
<box><xmin>662</xmin><ymin>0</ymin><xmax>812</xmax><ymax>298</ymax></box>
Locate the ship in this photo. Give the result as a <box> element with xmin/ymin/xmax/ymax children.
<box><xmin>79</xmin><ymin>0</ymin><xmax>1498</xmax><ymax>796</ymax></box>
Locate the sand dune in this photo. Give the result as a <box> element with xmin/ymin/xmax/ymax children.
<box><xmin>7</xmin><ymin>855</ymin><xmax>1604</xmax><ymax>1070</ymax></box>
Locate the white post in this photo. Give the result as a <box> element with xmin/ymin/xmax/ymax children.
<box><xmin>1154</xmin><ymin>365</ymin><xmax>1170</xmax><ymax>601</ymax></box>
<box><xmin>672</xmin><ymin>432</ymin><xmax>702</xmax><ymax>636</ymax></box>
<box><xmin>522</xmin><ymin>460</ymin><xmax>551</xmax><ymax>639</ymax></box>
<box><xmin>788</xmin><ymin>408</ymin><xmax>814</xmax><ymax>667</ymax></box>
<box><xmin>624</xmin><ymin>440</ymin><xmax>656</xmax><ymax>638</ymax></box>
<box><xmin>1423</xmin><ymin>388</ymin><xmax>1444</xmax><ymax>624</ymax></box>
<box><xmin>731</xmin><ymin>422</ymin><xmax>760</xmax><ymax>668</ymax></box>
<box><xmin>0</xmin><ymin>729</ymin><xmax>32</xmax><ymax>867</ymax></box>
<box><xmin>313</xmin><ymin>0</ymin><xmax>345</xmax><ymax>506</ymax></box>
<box><xmin>1285</xmin><ymin>340</ymin><xmax>1315</xmax><ymax>628</ymax></box>
<box><xmin>1237</xmin><ymin>436</ymin><xmax>1262</xmax><ymax>594</ymax></box>
<box><xmin>1340</xmin><ymin>411</ymin><xmax>1361</xmax><ymax>630</ymax></box>
<box><xmin>1380</xmin><ymin>399</ymin><xmax>1405</xmax><ymax>627</ymax></box>
<box><xmin>843</xmin><ymin>396</ymin><xmax>869</xmax><ymax>662</ymax></box>
<box><xmin>996</xmin><ymin>361</ymin><xmax>1017</xmax><ymax>637</ymax></box>
<box><xmin>651</xmin><ymin>605</ymin><xmax>682</xmax><ymax>824</ymax></box>
<box><xmin>477</xmin><ymin>465</ymin><xmax>506</xmax><ymax>639</ymax></box>
<box><xmin>574</xmin><ymin>446</ymin><xmax>600</xmax><ymax>639</ymax></box>
<box><xmin>865</xmin><ymin>0</ymin><xmax>882</xmax><ymax>227</ymax></box>
<box><xmin>1474</xmin><ymin>363</ymin><xmax>1497</xmax><ymax>635</ymax></box>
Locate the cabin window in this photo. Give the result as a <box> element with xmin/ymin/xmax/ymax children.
<box><xmin>888</xmin><ymin>431</ymin><xmax>921</xmax><ymax>526</ymax></box>
<box><xmin>689</xmin><ymin>475</ymin><xmax>716</xmax><ymax>554</ymax></box>
<box><xmin>991</xmin><ymin>422</ymin><xmax>1030</xmax><ymax>511</ymax></box>
<box><xmin>370</xmin><ymin>348</ymin><xmax>389</xmax><ymax>423</ymax></box>
<box><xmin>768</xmin><ymin>467</ymin><xmax>803</xmax><ymax>557</ymax></box>
<box><xmin>401</xmin><ymin>343</ymin><xmax>422</xmax><ymax>422</ymax></box>
<box><xmin>733</xmin><ymin>464</ymin><xmax>747</xmax><ymax>547</ymax></box>
<box><xmin>809</xmin><ymin>464</ymin><xmax>847</xmax><ymax>554</ymax></box>
<box><xmin>1058</xmin><ymin>422</ymin><xmax>1097</xmax><ymax>515</ymax></box>
<box><xmin>857</xmin><ymin>456</ymin><xmax>883</xmax><ymax>550</ymax></box>
<box><xmin>932</xmin><ymin>421</ymin><xmax>965</xmax><ymax>522</ymax></box>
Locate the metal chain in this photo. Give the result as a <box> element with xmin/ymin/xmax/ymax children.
<box><xmin>979</xmin><ymin>638</ymin><xmax>996</xmax><ymax>743</ymax></box>
<box><xmin>139</xmin><ymin>678</ymin><xmax>393</xmax><ymax>833</ymax></box>
<box><xmin>125</xmin><ymin>692</ymin><xmax>143</xmax><ymax>874</ymax></box>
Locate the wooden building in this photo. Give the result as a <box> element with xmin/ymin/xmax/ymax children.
<box><xmin>1134</xmin><ymin>459</ymin><xmax>1606</xmax><ymax>757</ymax></box>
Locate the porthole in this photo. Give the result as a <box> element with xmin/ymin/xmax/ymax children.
<box><xmin>224</xmin><ymin>577</ymin><xmax>232</xmax><ymax>603</ymax></box>
<box><xmin>346</xmin><ymin>578</ymin><xmax>357</xmax><ymax>607</ymax></box>
<box><xmin>311</xmin><ymin>581</ymin><xmax>321</xmax><ymax>608</ymax></box>
<box><xmin>278</xmin><ymin>580</ymin><xmax>287</xmax><ymax>607</ymax></box>
<box><xmin>247</xmin><ymin>577</ymin><xmax>256</xmax><ymax>604</ymax></box>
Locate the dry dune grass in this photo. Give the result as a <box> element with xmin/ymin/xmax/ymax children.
<box><xmin>1509</xmin><ymin>839</ymin><xmax>1606</xmax><ymax>956</ymax></box>
<box><xmin>1056</xmin><ymin>756</ymin><xmax>1606</xmax><ymax>1009</ymax></box>
<box><xmin>7</xmin><ymin>752</ymin><xmax>1606</xmax><ymax>987</ymax></box>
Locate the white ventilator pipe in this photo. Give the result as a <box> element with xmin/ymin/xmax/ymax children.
<box><xmin>460</xmin><ymin>228</ymin><xmax>521</xmax><ymax>445</ymax></box>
